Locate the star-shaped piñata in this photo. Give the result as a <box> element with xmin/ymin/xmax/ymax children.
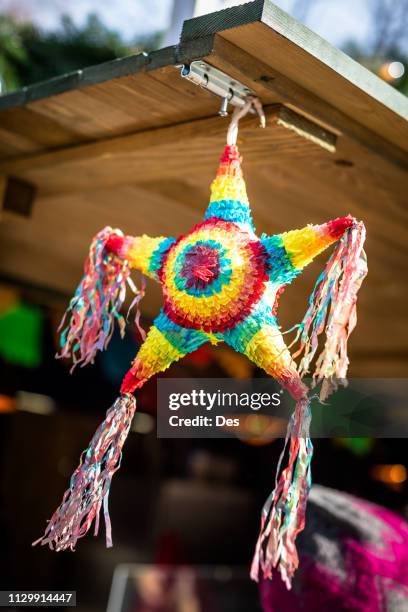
<box><xmin>36</xmin><ymin>103</ymin><xmax>367</xmax><ymax>590</ymax></box>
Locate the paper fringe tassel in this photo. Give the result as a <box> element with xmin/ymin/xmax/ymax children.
<box><xmin>251</xmin><ymin>222</ymin><xmax>366</xmax><ymax>586</ymax></box>
<box><xmin>251</xmin><ymin>397</ymin><xmax>313</xmax><ymax>589</ymax></box>
<box><xmin>33</xmin><ymin>394</ymin><xmax>136</xmax><ymax>551</ymax></box>
<box><xmin>293</xmin><ymin>220</ymin><xmax>367</xmax><ymax>398</ymax></box>
<box><xmin>57</xmin><ymin>227</ymin><xmax>143</xmax><ymax>369</ymax></box>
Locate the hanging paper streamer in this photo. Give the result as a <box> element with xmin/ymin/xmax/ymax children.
<box><xmin>251</xmin><ymin>396</ymin><xmax>313</xmax><ymax>588</ymax></box>
<box><xmin>57</xmin><ymin>227</ymin><xmax>143</xmax><ymax>369</ymax></box>
<box><xmin>34</xmin><ymin>394</ymin><xmax>136</xmax><ymax>550</ymax></box>
<box><xmin>293</xmin><ymin>219</ymin><xmax>367</xmax><ymax>398</ymax></box>
<box><xmin>36</xmin><ymin>99</ymin><xmax>367</xmax><ymax>589</ymax></box>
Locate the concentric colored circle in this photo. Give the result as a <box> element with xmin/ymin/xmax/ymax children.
<box><xmin>159</xmin><ymin>218</ymin><xmax>270</xmax><ymax>333</ymax></box>
<box><xmin>174</xmin><ymin>240</ymin><xmax>231</xmax><ymax>297</ymax></box>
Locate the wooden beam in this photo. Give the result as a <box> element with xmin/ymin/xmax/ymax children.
<box><xmin>204</xmin><ymin>35</ymin><xmax>408</xmax><ymax>170</ymax></box>
<box><xmin>0</xmin><ymin>39</ymin><xmax>216</xmax><ymax>113</ymax></box>
<box><xmin>0</xmin><ymin>105</ymin><xmax>337</xmax><ymax>192</ymax></box>
<box><xmin>181</xmin><ymin>0</ymin><xmax>408</xmax><ymax>152</ymax></box>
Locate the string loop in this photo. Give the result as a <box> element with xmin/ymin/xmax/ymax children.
<box><xmin>226</xmin><ymin>96</ymin><xmax>265</xmax><ymax>146</ymax></box>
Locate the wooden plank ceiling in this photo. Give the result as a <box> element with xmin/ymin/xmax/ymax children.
<box><xmin>0</xmin><ymin>0</ymin><xmax>407</xmax><ymax>376</ymax></box>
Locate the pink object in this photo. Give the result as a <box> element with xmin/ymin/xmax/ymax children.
<box><xmin>260</xmin><ymin>486</ymin><xmax>408</xmax><ymax>611</ymax></box>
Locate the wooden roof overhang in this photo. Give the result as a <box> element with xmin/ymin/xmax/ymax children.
<box><xmin>0</xmin><ymin>0</ymin><xmax>407</xmax><ymax>375</ymax></box>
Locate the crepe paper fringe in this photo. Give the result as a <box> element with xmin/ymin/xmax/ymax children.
<box><xmin>293</xmin><ymin>220</ymin><xmax>367</xmax><ymax>398</ymax></box>
<box><xmin>251</xmin><ymin>396</ymin><xmax>313</xmax><ymax>589</ymax></box>
<box><xmin>33</xmin><ymin>394</ymin><xmax>136</xmax><ymax>551</ymax></box>
<box><xmin>57</xmin><ymin>227</ymin><xmax>143</xmax><ymax>369</ymax></box>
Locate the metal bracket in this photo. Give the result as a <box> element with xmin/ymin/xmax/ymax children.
<box><xmin>180</xmin><ymin>60</ymin><xmax>255</xmax><ymax>116</ymax></box>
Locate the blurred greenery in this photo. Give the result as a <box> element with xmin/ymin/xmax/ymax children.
<box><xmin>0</xmin><ymin>14</ymin><xmax>162</xmax><ymax>93</ymax></box>
<box><xmin>344</xmin><ymin>41</ymin><xmax>408</xmax><ymax>96</ymax></box>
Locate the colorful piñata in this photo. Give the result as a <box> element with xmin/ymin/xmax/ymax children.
<box><xmin>35</xmin><ymin>101</ymin><xmax>367</xmax><ymax>589</ymax></box>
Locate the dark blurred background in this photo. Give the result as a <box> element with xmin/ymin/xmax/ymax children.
<box><xmin>1</xmin><ymin>288</ymin><xmax>407</xmax><ymax>611</ymax></box>
<box><xmin>0</xmin><ymin>1</ymin><xmax>407</xmax><ymax>611</ymax></box>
